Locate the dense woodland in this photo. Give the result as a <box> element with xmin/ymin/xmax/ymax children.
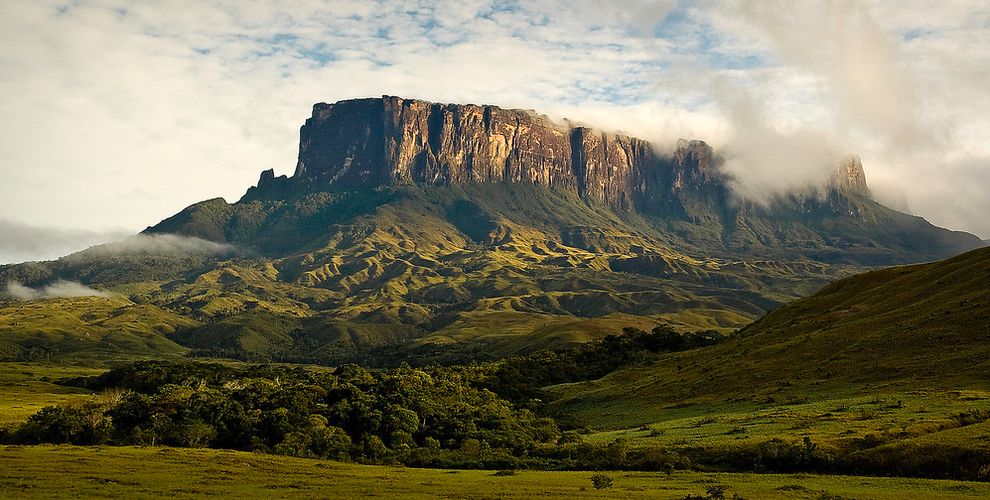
<box><xmin>9</xmin><ymin>360</ymin><xmax>557</xmax><ymax>469</ymax></box>
<box><xmin>1</xmin><ymin>326</ymin><xmax>722</xmax><ymax>469</ymax></box>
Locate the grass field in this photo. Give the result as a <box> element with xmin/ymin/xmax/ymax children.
<box><xmin>3</xmin><ymin>444</ymin><xmax>990</xmax><ymax>499</ymax></box>
<box><xmin>576</xmin><ymin>387</ymin><xmax>990</xmax><ymax>477</ymax></box>
<box><xmin>0</xmin><ymin>362</ymin><xmax>102</xmax><ymax>426</ymax></box>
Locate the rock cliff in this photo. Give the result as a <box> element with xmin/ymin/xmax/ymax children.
<box><xmin>276</xmin><ymin>96</ymin><xmax>735</xmax><ymax>208</ymax></box>
<box><xmin>253</xmin><ymin>96</ymin><xmax>870</xmax><ymax>211</ymax></box>
<box><xmin>829</xmin><ymin>155</ymin><xmax>872</xmax><ymax>198</ymax></box>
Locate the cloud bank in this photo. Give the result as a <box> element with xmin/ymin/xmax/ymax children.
<box><xmin>4</xmin><ymin>280</ymin><xmax>109</xmax><ymax>300</ymax></box>
<box><xmin>0</xmin><ymin>1</ymin><xmax>987</xmax><ymax>241</ymax></box>
<box><xmin>0</xmin><ymin>217</ymin><xmax>237</xmax><ymax>264</ymax></box>
<box><xmin>71</xmin><ymin>233</ymin><xmax>238</xmax><ymax>259</ymax></box>
<box><xmin>0</xmin><ymin>218</ymin><xmax>131</xmax><ymax>264</ymax></box>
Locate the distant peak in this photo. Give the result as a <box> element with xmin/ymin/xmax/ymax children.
<box><xmin>675</xmin><ymin>138</ymin><xmax>710</xmax><ymax>151</ymax></box>
<box><xmin>829</xmin><ymin>155</ymin><xmax>872</xmax><ymax>198</ymax></box>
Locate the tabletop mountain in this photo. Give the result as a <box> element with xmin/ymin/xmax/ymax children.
<box><xmin>0</xmin><ymin>96</ymin><xmax>982</xmax><ymax>364</ymax></box>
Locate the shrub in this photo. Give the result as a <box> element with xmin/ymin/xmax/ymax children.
<box><xmin>684</xmin><ymin>483</ymin><xmax>736</xmax><ymax>500</ymax></box>
<box><xmin>589</xmin><ymin>472</ymin><xmax>613</xmax><ymax>489</ymax></box>
<box><xmin>704</xmin><ymin>483</ymin><xmax>728</xmax><ymax>500</ymax></box>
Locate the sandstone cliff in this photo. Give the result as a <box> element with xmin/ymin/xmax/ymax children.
<box><xmin>829</xmin><ymin>155</ymin><xmax>872</xmax><ymax>198</ymax></box>
<box><xmin>256</xmin><ymin>96</ymin><xmax>868</xmax><ymax>209</ymax></box>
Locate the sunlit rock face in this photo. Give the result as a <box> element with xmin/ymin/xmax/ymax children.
<box><xmin>285</xmin><ymin>96</ymin><xmax>727</xmax><ymax>211</ymax></box>
<box><xmin>829</xmin><ymin>155</ymin><xmax>872</xmax><ymax>198</ymax></box>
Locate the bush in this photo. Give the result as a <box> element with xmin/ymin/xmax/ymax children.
<box><xmin>589</xmin><ymin>472</ymin><xmax>613</xmax><ymax>489</ymax></box>
<box><xmin>683</xmin><ymin>483</ymin><xmax>734</xmax><ymax>500</ymax></box>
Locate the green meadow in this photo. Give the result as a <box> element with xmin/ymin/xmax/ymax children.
<box><xmin>4</xmin><ymin>444</ymin><xmax>990</xmax><ymax>499</ymax></box>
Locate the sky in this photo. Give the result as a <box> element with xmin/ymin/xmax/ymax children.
<box><xmin>1</xmin><ymin>0</ymin><xmax>988</xmax><ymax>263</ymax></box>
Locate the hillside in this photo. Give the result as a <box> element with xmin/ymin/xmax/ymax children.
<box><xmin>555</xmin><ymin>246</ymin><xmax>990</xmax><ymax>423</ymax></box>
<box><xmin>1</xmin><ymin>184</ymin><xmax>839</xmax><ymax>363</ymax></box>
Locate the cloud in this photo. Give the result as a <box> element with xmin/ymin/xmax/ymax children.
<box><xmin>0</xmin><ymin>1</ymin><xmax>987</xmax><ymax>238</ymax></box>
<box><xmin>716</xmin><ymin>87</ymin><xmax>844</xmax><ymax>202</ymax></box>
<box><xmin>68</xmin><ymin>234</ymin><xmax>239</xmax><ymax>260</ymax></box>
<box><xmin>0</xmin><ymin>218</ymin><xmax>131</xmax><ymax>264</ymax></box>
<box><xmin>84</xmin><ymin>234</ymin><xmax>237</xmax><ymax>255</ymax></box>
<box><xmin>694</xmin><ymin>0</ymin><xmax>990</xmax><ymax>235</ymax></box>
<box><xmin>4</xmin><ymin>280</ymin><xmax>109</xmax><ymax>300</ymax></box>
<box><xmin>0</xmin><ymin>219</ymin><xmax>234</xmax><ymax>264</ymax></box>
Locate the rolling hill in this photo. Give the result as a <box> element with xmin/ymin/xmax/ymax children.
<box><xmin>554</xmin><ymin>245</ymin><xmax>990</xmax><ymax>423</ymax></box>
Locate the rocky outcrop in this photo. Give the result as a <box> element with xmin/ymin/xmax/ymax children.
<box><xmin>570</xmin><ymin>127</ymin><xmax>659</xmax><ymax>209</ymax></box>
<box><xmin>829</xmin><ymin>155</ymin><xmax>871</xmax><ymax>198</ymax></box>
<box><xmin>266</xmin><ymin>96</ymin><xmax>868</xmax><ymax>210</ymax></box>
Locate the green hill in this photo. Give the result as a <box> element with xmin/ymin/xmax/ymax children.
<box><xmin>0</xmin><ymin>181</ymin><xmax>979</xmax><ymax>364</ymax></box>
<box><xmin>541</xmin><ymin>247</ymin><xmax>990</xmax><ymax>480</ymax></box>
<box><xmin>555</xmin><ymin>246</ymin><xmax>990</xmax><ymax>423</ymax></box>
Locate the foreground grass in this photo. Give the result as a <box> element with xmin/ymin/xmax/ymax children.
<box><xmin>3</xmin><ymin>444</ymin><xmax>990</xmax><ymax>499</ymax></box>
<box><xmin>582</xmin><ymin>389</ymin><xmax>990</xmax><ymax>448</ymax></box>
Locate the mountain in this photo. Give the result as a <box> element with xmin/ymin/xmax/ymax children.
<box><xmin>554</xmin><ymin>245</ymin><xmax>990</xmax><ymax>424</ymax></box>
<box><xmin>0</xmin><ymin>96</ymin><xmax>982</xmax><ymax>364</ymax></box>
<box><xmin>234</xmin><ymin>96</ymin><xmax>978</xmax><ymax>264</ymax></box>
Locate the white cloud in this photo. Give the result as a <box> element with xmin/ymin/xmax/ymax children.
<box><xmin>4</xmin><ymin>280</ymin><xmax>109</xmax><ymax>300</ymax></box>
<box><xmin>0</xmin><ymin>219</ymin><xmax>237</xmax><ymax>264</ymax></box>
<box><xmin>0</xmin><ymin>218</ymin><xmax>131</xmax><ymax>264</ymax></box>
<box><xmin>0</xmin><ymin>0</ymin><xmax>987</xmax><ymax>248</ymax></box>
<box><xmin>695</xmin><ymin>0</ymin><xmax>990</xmax><ymax>234</ymax></box>
<box><xmin>70</xmin><ymin>233</ymin><xmax>238</xmax><ymax>258</ymax></box>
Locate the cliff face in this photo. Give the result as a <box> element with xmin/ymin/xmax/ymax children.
<box><xmin>829</xmin><ymin>155</ymin><xmax>872</xmax><ymax>198</ymax></box>
<box><xmin>383</xmin><ymin>97</ymin><xmax>576</xmax><ymax>190</ymax></box>
<box><xmin>269</xmin><ymin>96</ymin><xmax>866</xmax><ymax>211</ymax></box>
<box><xmin>282</xmin><ymin>96</ymin><xmax>729</xmax><ymax>210</ymax></box>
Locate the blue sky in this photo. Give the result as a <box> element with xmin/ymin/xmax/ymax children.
<box><xmin>1</xmin><ymin>0</ymin><xmax>988</xmax><ymax>262</ymax></box>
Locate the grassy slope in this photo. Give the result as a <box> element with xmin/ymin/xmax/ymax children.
<box><xmin>557</xmin><ymin>247</ymin><xmax>990</xmax><ymax>415</ymax></box>
<box><xmin>0</xmin><ymin>181</ymin><xmax>979</xmax><ymax>363</ymax></box>
<box><xmin>3</xmin><ymin>445</ymin><xmax>990</xmax><ymax>499</ymax></box>
<box><xmin>0</xmin><ymin>296</ymin><xmax>193</xmax><ymax>362</ymax></box>
<box><xmin>551</xmin><ymin>246</ymin><xmax>990</xmax><ymax>467</ymax></box>
<box><xmin>0</xmin><ymin>363</ymin><xmax>102</xmax><ymax>426</ymax></box>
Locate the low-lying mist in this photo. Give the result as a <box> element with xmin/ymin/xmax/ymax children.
<box><xmin>0</xmin><ymin>218</ymin><xmax>132</xmax><ymax>265</ymax></box>
<box><xmin>4</xmin><ymin>280</ymin><xmax>109</xmax><ymax>300</ymax></box>
<box><xmin>70</xmin><ymin>233</ymin><xmax>239</xmax><ymax>259</ymax></box>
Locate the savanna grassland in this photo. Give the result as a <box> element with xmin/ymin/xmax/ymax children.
<box><xmin>5</xmin><ymin>444</ymin><xmax>990</xmax><ymax>499</ymax></box>
<box><xmin>0</xmin><ymin>182</ymin><xmax>936</xmax><ymax>367</ymax></box>
<box><xmin>0</xmin><ymin>362</ymin><xmax>102</xmax><ymax>426</ymax></box>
